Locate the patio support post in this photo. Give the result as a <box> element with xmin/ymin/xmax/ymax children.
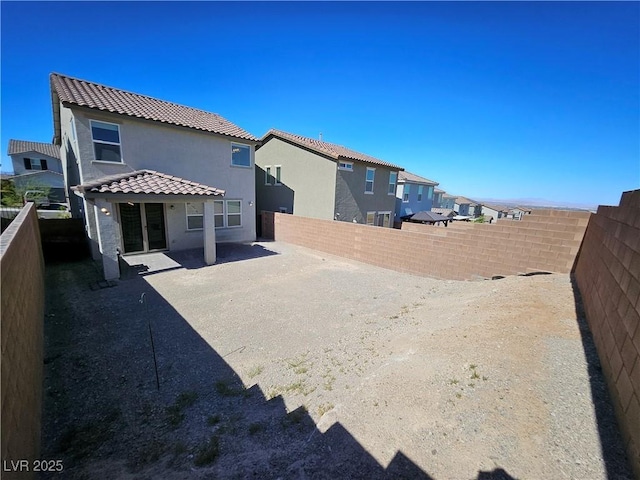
<box><xmin>203</xmin><ymin>200</ymin><xmax>217</xmax><ymax>265</ymax></box>
<box><xmin>94</xmin><ymin>198</ymin><xmax>120</xmax><ymax>280</ymax></box>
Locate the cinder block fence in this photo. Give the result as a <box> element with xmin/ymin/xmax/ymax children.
<box><xmin>573</xmin><ymin>190</ymin><xmax>640</xmax><ymax>477</ymax></box>
<box><xmin>1</xmin><ymin>203</ymin><xmax>45</xmax><ymax>480</ymax></box>
<box><xmin>262</xmin><ymin>208</ymin><xmax>591</xmax><ymax>280</ymax></box>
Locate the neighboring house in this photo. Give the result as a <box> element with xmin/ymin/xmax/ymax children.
<box><xmin>50</xmin><ymin>73</ymin><xmax>259</xmax><ymax>279</ymax></box>
<box><xmin>481</xmin><ymin>203</ymin><xmax>509</xmax><ymax>220</ymax></box>
<box><xmin>7</xmin><ymin>139</ymin><xmax>66</xmax><ymax>202</ymax></box>
<box><xmin>508</xmin><ymin>206</ymin><xmax>533</xmax><ymax>220</ymax></box>
<box><xmin>454</xmin><ymin>196</ymin><xmax>482</xmax><ymax>217</ymax></box>
<box><xmin>432</xmin><ymin>187</ymin><xmax>445</xmax><ymax>208</ymax></box>
<box><xmin>395</xmin><ymin>171</ymin><xmax>438</xmax><ymax>219</ymax></box>
<box><xmin>255</xmin><ymin>129</ymin><xmax>403</xmax><ymax>228</ymax></box>
<box><xmin>441</xmin><ymin>194</ymin><xmax>456</xmax><ymax>210</ymax></box>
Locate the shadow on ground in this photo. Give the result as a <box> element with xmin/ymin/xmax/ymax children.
<box><xmin>119</xmin><ymin>243</ymin><xmax>279</xmax><ymax>279</ymax></box>
<box><xmin>42</xmin><ymin>259</ymin><xmax>519</xmax><ymax>479</ymax></box>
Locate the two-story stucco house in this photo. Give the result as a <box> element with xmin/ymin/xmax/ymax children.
<box><xmin>395</xmin><ymin>171</ymin><xmax>438</xmax><ymax>220</ymax></box>
<box><xmin>50</xmin><ymin>73</ymin><xmax>258</xmax><ymax>279</ymax></box>
<box><xmin>454</xmin><ymin>196</ymin><xmax>482</xmax><ymax>218</ymax></box>
<box><xmin>432</xmin><ymin>187</ymin><xmax>445</xmax><ymax>209</ymax></box>
<box><xmin>255</xmin><ymin>129</ymin><xmax>403</xmax><ymax>228</ymax></box>
<box><xmin>441</xmin><ymin>193</ymin><xmax>456</xmax><ymax>210</ymax></box>
<box><xmin>6</xmin><ymin>139</ymin><xmax>66</xmax><ymax>203</ymax></box>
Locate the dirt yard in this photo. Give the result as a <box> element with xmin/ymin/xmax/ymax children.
<box><xmin>41</xmin><ymin>242</ymin><xmax>633</xmax><ymax>479</ymax></box>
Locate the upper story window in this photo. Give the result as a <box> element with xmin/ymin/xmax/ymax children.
<box><xmin>338</xmin><ymin>161</ymin><xmax>353</xmax><ymax>171</ymax></box>
<box><xmin>70</xmin><ymin>118</ymin><xmax>77</xmax><ymax>142</ymax></box>
<box><xmin>231</xmin><ymin>143</ymin><xmax>251</xmax><ymax>167</ymax></box>
<box><xmin>275</xmin><ymin>166</ymin><xmax>282</xmax><ymax>185</ymax></box>
<box><xmin>388</xmin><ymin>172</ymin><xmax>397</xmax><ymax>195</ymax></box>
<box><xmin>91</xmin><ymin>120</ymin><xmax>122</xmax><ymax>162</ymax></box>
<box><xmin>427</xmin><ymin>186</ymin><xmax>434</xmax><ymax>199</ymax></box>
<box><xmin>365</xmin><ymin>167</ymin><xmax>375</xmax><ymax>194</ymax></box>
<box><xmin>417</xmin><ymin>185</ymin><xmax>424</xmax><ymax>201</ymax></box>
<box><xmin>403</xmin><ymin>184</ymin><xmax>410</xmax><ymax>202</ymax></box>
<box><xmin>23</xmin><ymin>158</ymin><xmax>48</xmax><ymax>170</ymax></box>
<box><xmin>265</xmin><ymin>166</ymin><xmax>273</xmax><ymax>185</ymax></box>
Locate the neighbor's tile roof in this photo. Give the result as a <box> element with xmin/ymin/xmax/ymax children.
<box><xmin>261</xmin><ymin>129</ymin><xmax>403</xmax><ymax>170</ymax></box>
<box><xmin>455</xmin><ymin>196</ymin><xmax>478</xmax><ymax>206</ymax></box>
<box><xmin>430</xmin><ymin>207</ymin><xmax>456</xmax><ymax>217</ymax></box>
<box><xmin>72</xmin><ymin>170</ymin><xmax>225</xmax><ymax>197</ymax></box>
<box><xmin>8</xmin><ymin>139</ymin><xmax>60</xmax><ymax>159</ymax></box>
<box><xmin>483</xmin><ymin>203</ymin><xmax>509</xmax><ymax>213</ymax></box>
<box><xmin>434</xmin><ymin>187</ymin><xmax>445</xmax><ymax>194</ymax></box>
<box><xmin>398</xmin><ymin>171</ymin><xmax>438</xmax><ymax>185</ymax></box>
<box><xmin>50</xmin><ymin>73</ymin><xmax>258</xmax><ymax>142</ymax></box>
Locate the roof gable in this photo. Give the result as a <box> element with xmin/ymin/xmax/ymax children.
<box><xmin>261</xmin><ymin>129</ymin><xmax>403</xmax><ymax>170</ymax></box>
<box><xmin>72</xmin><ymin>170</ymin><xmax>225</xmax><ymax>197</ymax></box>
<box><xmin>398</xmin><ymin>170</ymin><xmax>438</xmax><ymax>186</ymax></box>
<box><xmin>50</xmin><ymin>73</ymin><xmax>258</xmax><ymax>142</ymax></box>
<box><xmin>8</xmin><ymin>139</ymin><xmax>60</xmax><ymax>159</ymax></box>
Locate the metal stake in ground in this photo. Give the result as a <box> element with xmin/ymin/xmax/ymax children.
<box><xmin>140</xmin><ymin>292</ymin><xmax>160</xmax><ymax>390</ymax></box>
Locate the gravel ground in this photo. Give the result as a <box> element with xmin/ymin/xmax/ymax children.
<box><xmin>41</xmin><ymin>241</ymin><xmax>633</xmax><ymax>479</ymax></box>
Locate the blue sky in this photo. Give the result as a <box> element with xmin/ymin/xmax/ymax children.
<box><xmin>1</xmin><ymin>1</ymin><xmax>638</xmax><ymax>207</ymax></box>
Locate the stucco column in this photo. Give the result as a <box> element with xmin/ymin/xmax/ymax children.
<box><xmin>94</xmin><ymin>198</ymin><xmax>120</xmax><ymax>280</ymax></box>
<box><xmin>203</xmin><ymin>200</ymin><xmax>217</xmax><ymax>265</ymax></box>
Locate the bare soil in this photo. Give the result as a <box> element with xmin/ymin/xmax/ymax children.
<box><xmin>40</xmin><ymin>242</ymin><xmax>633</xmax><ymax>479</ymax></box>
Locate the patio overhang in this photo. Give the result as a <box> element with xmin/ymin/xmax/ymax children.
<box><xmin>72</xmin><ymin>170</ymin><xmax>225</xmax><ymax>280</ymax></box>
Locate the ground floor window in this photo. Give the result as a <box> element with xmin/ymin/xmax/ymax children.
<box><xmin>186</xmin><ymin>202</ymin><xmax>204</xmax><ymax>230</ymax></box>
<box><xmin>366</xmin><ymin>211</ymin><xmax>376</xmax><ymax>225</ymax></box>
<box><xmin>214</xmin><ymin>199</ymin><xmax>242</xmax><ymax>228</ymax></box>
<box><xmin>377</xmin><ymin>211</ymin><xmax>391</xmax><ymax>228</ymax></box>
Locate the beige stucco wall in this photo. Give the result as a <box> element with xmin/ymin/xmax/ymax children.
<box><xmin>60</xmin><ymin>104</ymin><xmax>256</xmax><ymax>245</ymax></box>
<box><xmin>255</xmin><ymin>138</ymin><xmax>336</xmax><ymax>220</ymax></box>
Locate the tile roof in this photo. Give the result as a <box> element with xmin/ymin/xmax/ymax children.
<box><xmin>398</xmin><ymin>171</ymin><xmax>438</xmax><ymax>185</ymax></box>
<box><xmin>8</xmin><ymin>139</ymin><xmax>60</xmax><ymax>159</ymax></box>
<box><xmin>261</xmin><ymin>129</ymin><xmax>404</xmax><ymax>170</ymax></box>
<box><xmin>434</xmin><ymin>187</ymin><xmax>445</xmax><ymax>194</ymax></box>
<box><xmin>72</xmin><ymin>170</ymin><xmax>225</xmax><ymax>197</ymax></box>
<box><xmin>50</xmin><ymin>73</ymin><xmax>258</xmax><ymax>142</ymax></box>
<box><xmin>455</xmin><ymin>196</ymin><xmax>479</xmax><ymax>206</ymax></box>
<box><xmin>483</xmin><ymin>203</ymin><xmax>509</xmax><ymax>213</ymax></box>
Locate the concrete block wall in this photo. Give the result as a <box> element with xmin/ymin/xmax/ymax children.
<box><xmin>1</xmin><ymin>203</ymin><xmax>45</xmax><ymax>480</ymax></box>
<box><xmin>573</xmin><ymin>190</ymin><xmax>640</xmax><ymax>477</ymax></box>
<box><xmin>262</xmin><ymin>208</ymin><xmax>590</xmax><ymax>280</ymax></box>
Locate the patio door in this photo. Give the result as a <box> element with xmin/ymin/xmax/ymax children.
<box><xmin>119</xmin><ymin>203</ymin><xmax>167</xmax><ymax>253</ymax></box>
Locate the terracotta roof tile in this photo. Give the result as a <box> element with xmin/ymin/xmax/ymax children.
<box><xmin>50</xmin><ymin>73</ymin><xmax>258</xmax><ymax>142</ymax></box>
<box><xmin>72</xmin><ymin>170</ymin><xmax>225</xmax><ymax>197</ymax></box>
<box><xmin>8</xmin><ymin>139</ymin><xmax>60</xmax><ymax>159</ymax></box>
<box><xmin>261</xmin><ymin>129</ymin><xmax>404</xmax><ymax>170</ymax></box>
<box><xmin>398</xmin><ymin>170</ymin><xmax>438</xmax><ymax>185</ymax></box>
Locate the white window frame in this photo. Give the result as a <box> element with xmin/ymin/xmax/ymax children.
<box><xmin>25</xmin><ymin>158</ymin><xmax>46</xmax><ymax>170</ymax></box>
<box><xmin>185</xmin><ymin>202</ymin><xmax>204</xmax><ymax>231</ymax></box>
<box><xmin>403</xmin><ymin>184</ymin><xmax>410</xmax><ymax>202</ymax></box>
<box><xmin>213</xmin><ymin>199</ymin><xmax>242</xmax><ymax>228</ymax></box>
<box><xmin>338</xmin><ymin>161</ymin><xmax>353</xmax><ymax>171</ymax></box>
<box><xmin>275</xmin><ymin>165</ymin><xmax>282</xmax><ymax>185</ymax></box>
<box><xmin>365</xmin><ymin>167</ymin><xmax>375</xmax><ymax>194</ymax></box>
<box><xmin>388</xmin><ymin>172</ymin><xmax>397</xmax><ymax>195</ymax></box>
<box><xmin>231</xmin><ymin>143</ymin><xmax>251</xmax><ymax>168</ymax></box>
<box><xmin>265</xmin><ymin>166</ymin><xmax>272</xmax><ymax>185</ymax></box>
<box><xmin>377</xmin><ymin>211</ymin><xmax>392</xmax><ymax>228</ymax></box>
<box><xmin>417</xmin><ymin>185</ymin><xmax>424</xmax><ymax>202</ymax></box>
<box><xmin>366</xmin><ymin>211</ymin><xmax>376</xmax><ymax>225</ymax></box>
<box><xmin>90</xmin><ymin>119</ymin><xmax>122</xmax><ymax>163</ymax></box>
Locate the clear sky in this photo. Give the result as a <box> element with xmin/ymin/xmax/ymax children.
<box><xmin>1</xmin><ymin>1</ymin><xmax>638</xmax><ymax>207</ymax></box>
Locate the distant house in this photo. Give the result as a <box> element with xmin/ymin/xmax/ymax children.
<box><xmin>454</xmin><ymin>196</ymin><xmax>482</xmax><ymax>218</ymax></box>
<box><xmin>508</xmin><ymin>206</ymin><xmax>533</xmax><ymax>220</ymax></box>
<box><xmin>433</xmin><ymin>187</ymin><xmax>445</xmax><ymax>208</ymax></box>
<box><xmin>51</xmin><ymin>73</ymin><xmax>259</xmax><ymax>279</ymax></box>
<box><xmin>255</xmin><ymin>129</ymin><xmax>403</xmax><ymax>228</ymax></box>
<box><xmin>441</xmin><ymin>193</ymin><xmax>456</xmax><ymax>210</ymax></box>
<box><xmin>395</xmin><ymin>171</ymin><xmax>438</xmax><ymax>220</ymax></box>
<box><xmin>6</xmin><ymin>139</ymin><xmax>66</xmax><ymax>203</ymax></box>
<box><xmin>481</xmin><ymin>203</ymin><xmax>509</xmax><ymax>220</ymax></box>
